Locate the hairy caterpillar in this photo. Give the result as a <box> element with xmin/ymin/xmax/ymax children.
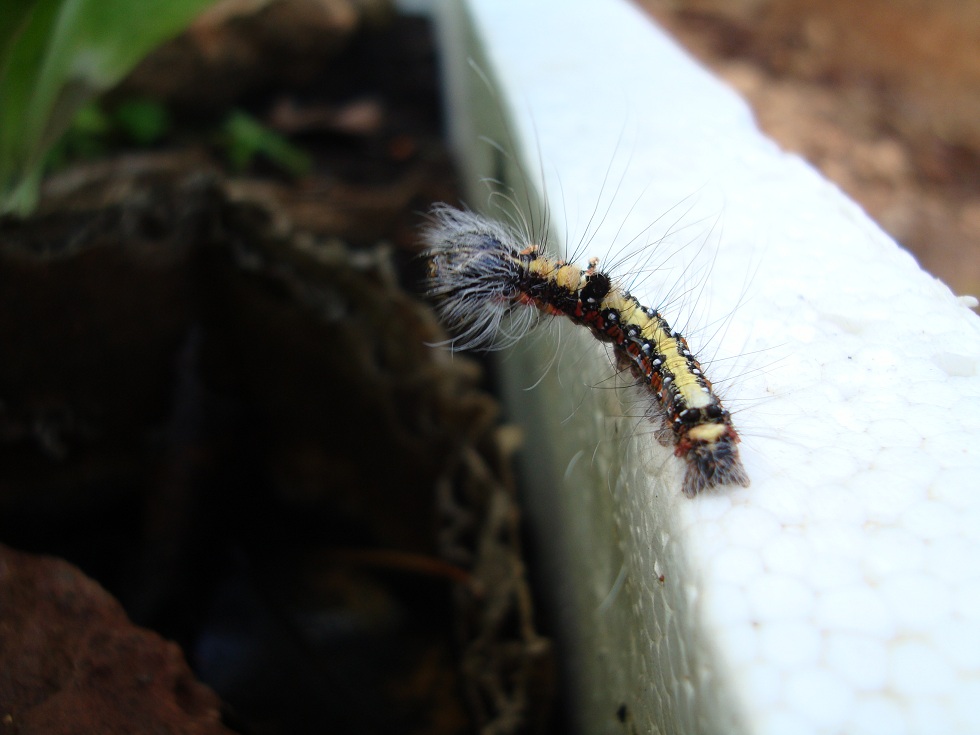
<box><xmin>421</xmin><ymin>203</ymin><xmax>749</xmax><ymax>497</ymax></box>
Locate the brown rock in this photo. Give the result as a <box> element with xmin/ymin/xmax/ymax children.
<box><xmin>0</xmin><ymin>544</ymin><xmax>235</xmax><ymax>735</ymax></box>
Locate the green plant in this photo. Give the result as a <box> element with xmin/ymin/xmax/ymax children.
<box><xmin>44</xmin><ymin>98</ymin><xmax>172</xmax><ymax>170</ymax></box>
<box><xmin>0</xmin><ymin>0</ymin><xmax>219</xmax><ymax>216</ymax></box>
<box><xmin>220</xmin><ymin>110</ymin><xmax>311</xmax><ymax>177</ymax></box>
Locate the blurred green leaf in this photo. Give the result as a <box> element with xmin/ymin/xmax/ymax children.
<box><xmin>113</xmin><ymin>98</ymin><xmax>171</xmax><ymax>145</ymax></box>
<box><xmin>43</xmin><ymin>97</ymin><xmax>171</xmax><ymax>173</ymax></box>
<box><xmin>0</xmin><ymin>0</ymin><xmax>219</xmax><ymax>216</ymax></box>
<box><xmin>72</xmin><ymin>101</ymin><xmax>112</xmax><ymax>136</ymax></box>
<box><xmin>44</xmin><ymin>100</ymin><xmax>109</xmax><ymax>170</ymax></box>
<box><xmin>0</xmin><ymin>1</ymin><xmax>40</xmax><ymax>74</ymax></box>
<box><xmin>221</xmin><ymin>110</ymin><xmax>312</xmax><ymax>177</ymax></box>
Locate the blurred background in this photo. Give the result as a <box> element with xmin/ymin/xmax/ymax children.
<box><xmin>642</xmin><ymin>0</ymin><xmax>980</xmax><ymax>299</ymax></box>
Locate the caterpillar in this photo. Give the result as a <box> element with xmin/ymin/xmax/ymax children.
<box><xmin>421</xmin><ymin>202</ymin><xmax>749</xmax><ymax>497</ymax></box>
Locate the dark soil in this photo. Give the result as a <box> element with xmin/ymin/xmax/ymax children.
<box><xmin>0</xmin><ymin>6</ymin><xmax>552</xmax><ymax>734</ymax></box>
